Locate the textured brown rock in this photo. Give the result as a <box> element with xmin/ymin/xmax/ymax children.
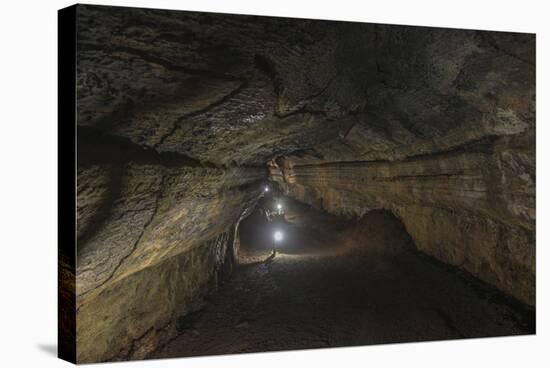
<box><xmin>273</xmin><ymin>131</ymin><xmax>534</xmax><ymax>305</ymax></box>
<box><xmin>74</xmin><ymin>4</ymin><xmax>535</xmax><ymax>362</ymax></box>
<box><xmin>76</xmin><ymin>132</ymin><xmax>264</xmax><ymax>362</ymax></box>
<box><xmin>77</xmin><ymin>230</ymin><xmax>238</xmax><ymax>362</ymax></box>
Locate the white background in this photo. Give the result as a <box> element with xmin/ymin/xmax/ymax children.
<box><xmin>0</xmin><ymin>0</ymin><xmax>547</xmax><ymax>366</ymax></box>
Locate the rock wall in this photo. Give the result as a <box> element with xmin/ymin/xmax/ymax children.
<box><xmin>273</xmin><ymin>134</ymin><xmax>534</xmax><ymax>305</ymax></box>
<box><xmin>273</xmin><ymin>133</ymin><xmax>535</xmax><ymax>304</ymax></box>
<box><xmin>76</xmin><ymin>131</ymin><xmax>265</xmax><ymax>362</ymax></box>
<box><xmin>77</xmin><ymin>231</ymin><xmax>236</xmax><ymax>362</ymax></box>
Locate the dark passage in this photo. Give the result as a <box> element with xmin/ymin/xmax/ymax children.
<box><xmin>152</xmin><ymin>197</ymin><xmax>534</xmax><ymax>358</ymax></box>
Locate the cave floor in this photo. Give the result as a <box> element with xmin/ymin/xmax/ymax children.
<box><xmin>151</xmin><ymin>245</ymin><xmax>534</xmax><ymax>359</ymax></box>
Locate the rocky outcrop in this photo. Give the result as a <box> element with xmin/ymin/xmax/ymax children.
<box><xmin>75</xmin><ymin>5</ymin><xmax>357</xmax><ymax>166</ymax></box>
<box><xmin>271</xmin><ymin>41</ymin><xmax>535</xmax><ymax>302</ymax></box>
<box><xmin>77</xmin><ymin>229</ymin><xmax>238</xmax><ymax>362</ymax></box>
<box><xmin>74</xmin><ymin>4</ymin><xmax>535</xmax><ymax>362</ymax></box>
<box><xmin>76</xmin><ymin>130</ymin><xmax>264</xmax><ymax>362</ymax></box>
<box><xmin>273</xmin><ymin>133</ymin><xmax>535</xmax><ymax>304</ymax></box>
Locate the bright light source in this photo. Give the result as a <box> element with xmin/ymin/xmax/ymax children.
<box><xmin>274</xmin><ymin>230</ymin><xmax>283</xmax><ymax>242</ymax></box>
<box><xmin>277</xmin><ymin>203</ymin><xmax>282</xmax><ymax>210</ymax></box>
<box><xmin>264</xmin><ymin>186</ymin><xmax>269</xmax><ymax>192</ymax></box>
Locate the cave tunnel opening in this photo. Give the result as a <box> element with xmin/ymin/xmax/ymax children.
<box><xmin>238</xmin><ymin>193</ymin><xmax>350</xmax><ymax>259</ymax></box>
<box><xmin>71</xmin><ymin>7</ymin><xmax>536</xmax><ymax>363</ymax></box>
<box><xmin>153</xmin><ymin>183</ymin><xmax>535</xmax><ymax>359</ymax></box>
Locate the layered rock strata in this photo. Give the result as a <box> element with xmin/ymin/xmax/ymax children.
<box><xmin>76</xmin><ymin>131</ymin><xmax>264</xmax><ymax>362</ymax></box>
<box><xmin>272</xmin><ymin>132</ymin><xmax>535</xmax><ymax>305</ymax></box>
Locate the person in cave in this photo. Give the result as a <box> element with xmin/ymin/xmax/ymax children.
<box><xmin>270</xmin><ymin>200</ymin><xmax>286</xmax><ymax>256</ymax></box>
<box><xmin>256</xmin><ymin>202</ymin><xmax>279</xmax><ymax>257</ymax></box>
<box><xmin>258</xmin><ymin>198</ymin><xmax>286</xmax><ymax>256</ymax></box>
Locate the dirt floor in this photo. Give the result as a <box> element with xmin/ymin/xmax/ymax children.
<box><xmin>151</xmin><ymin>207</ymin><xmax>535</xmax><ymax>359</ymax></box>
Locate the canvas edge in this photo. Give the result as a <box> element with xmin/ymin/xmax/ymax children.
<box><xmin>58</xmin><ymin>4</ymin><xmax>77</xmax><ymax>364</ymax></box>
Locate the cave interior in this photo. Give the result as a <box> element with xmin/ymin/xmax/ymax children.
<box><xmin>67</xmin><ymin>4</ymin><xmax>535</xmax><ymax>363</ymax></box>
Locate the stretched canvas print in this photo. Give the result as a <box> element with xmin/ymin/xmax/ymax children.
<box><xmin>58</xmin><ymin>4</ymin><xmax>536</xmax><ymax>364</ymax></box>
